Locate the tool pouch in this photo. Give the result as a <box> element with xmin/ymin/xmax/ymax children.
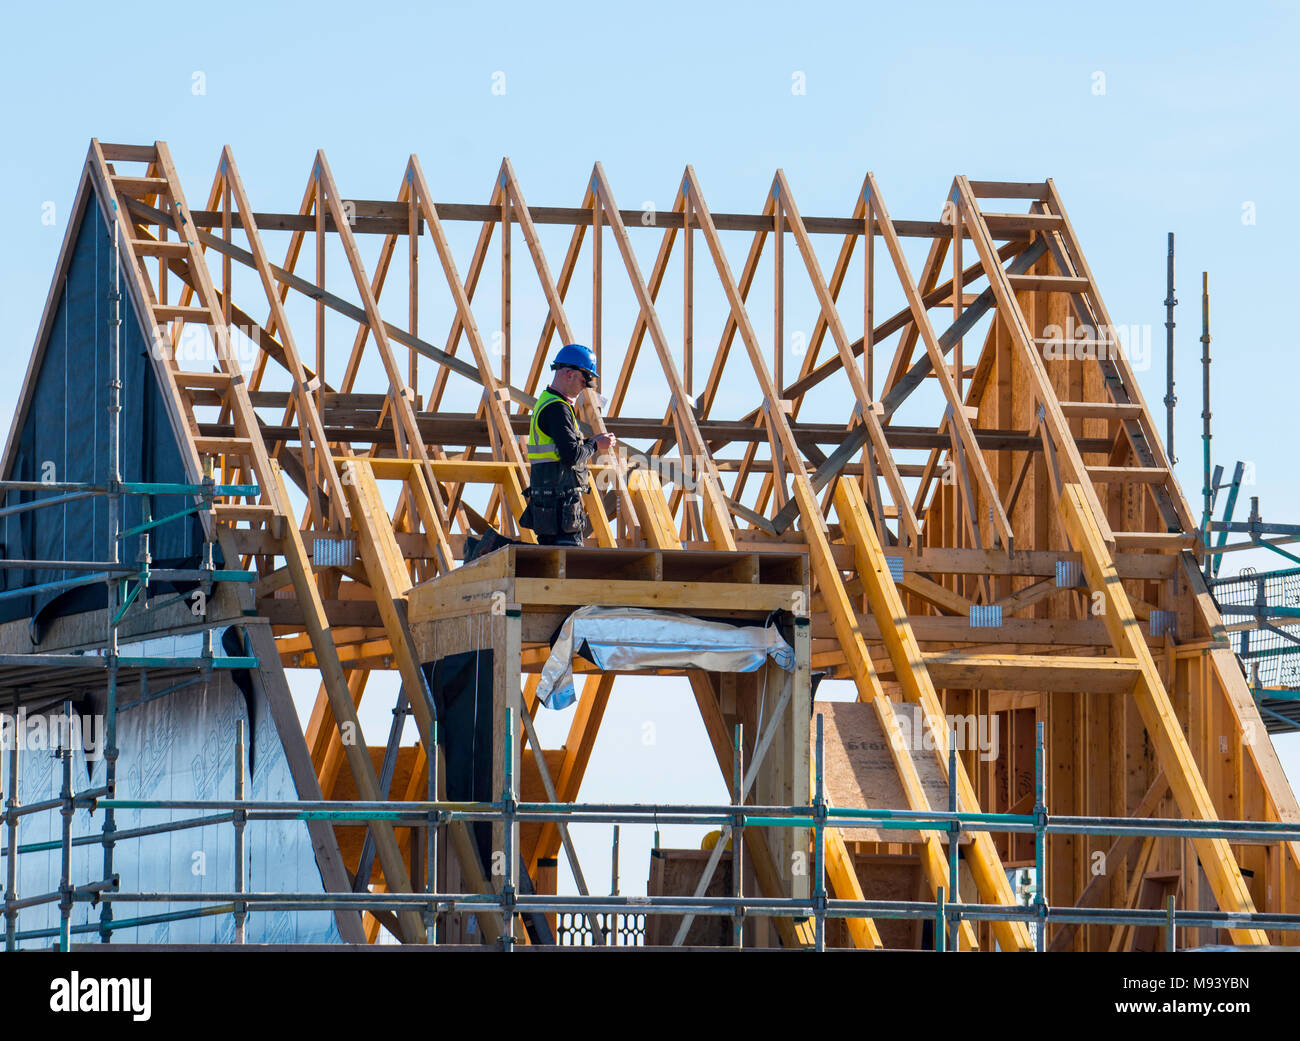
<box><xmin>525</xmin><ymin>486</ymin><xmax>561</xmax><ymax>536</ymax></box>
<box><xmin>559</xmin><ymin>490</ymin><xmax>585</xmax><ymax>535</ymax></box>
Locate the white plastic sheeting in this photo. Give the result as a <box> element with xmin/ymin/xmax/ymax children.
<box><xmin>82</xmin><ymin>627</ymin><xmax>238</xmax><ymax>662</ymax></box>
<box><xmin>6</xmin><ymin>671</ymin><xmax>342</xmax><ymax>947</ymax></box>
<box><xmin>535</xmin><ymin>606</ymin><xmax>795</xmax><ymax>709</ymax></box>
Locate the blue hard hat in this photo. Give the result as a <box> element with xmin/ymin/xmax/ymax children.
<box><xmin>551</xmin><ymin>343</ymin><xmax>599</xmax><ymax>377</ymax></box>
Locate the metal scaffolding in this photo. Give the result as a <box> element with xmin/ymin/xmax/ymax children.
<box><xmin>6</xmin><ymin>714</ymin><xmax>1300</xmax><ymax>951</ymax></box>
<box><xmin>0</xmin><ymin>201</ymin><xmax>261</xmax><ymax>948</ymax></box>
<box><xmin>3</xmin><ymin>140</ymin><xmax>1299</xmax><ymax>950</ymax></box>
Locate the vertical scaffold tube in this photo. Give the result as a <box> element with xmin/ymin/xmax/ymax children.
<box><xmin>1200</xmin><ymin>271</ymin><xmax>1213</xmax><ymax>580</ymax></box>
<box><xmin>502</xmin><ymin>706</ymin><xmax>515</xmax><ymax>951</ymax></box>
<box><xmin>1166</xmin><ymin>893</ymin><xmax>1177</xmax><ymax>952</ymax></box>
<box><xmin>234</xmin><ymin>719</ymin><xmax>246</xmax><ymax>943</ymax></box>
<box><xmin>947</xmin><ymin>732</ymin><xmax>959</xmax><ymax>951</ymax></box>
<box><xmin>813</xmin><ymin>713</ymin><xmax>825</xmax><ymax>952</ymax></box>
<box><xmin>1034</xmin><ymin>721</ymin><xmax>1047</xmax><ymax>952</ymax></box>
<box><xmin>1163</xmin><ymin>232</ymin><xmax>1177</xmax><ymax>464</ymax></box>
<box><xmin>935</xmin><ymin>886</ymin><xmax>946</xmax><ymax>953</ymax></box>
<box><xmin>101</xmin><ymin>199</ymin><xmax>124</xmax><ymax>944</ymax></box>
<box><xmin>3</xmin><ymin>692</ymin><xmax>18</xmax><ymax>950</ymax></box>
<box><xmin>58</xmin><ymin>701</ymin><xmax>73</xmax><ymax>953</ymax></box>
<box><xmin>426</xmin><ymin>720</ymin><xmax>438</xmax><ymax>945</ymax></box>
<box><xmin>732</xmin><ymin>722</ymin><xmax>743</xmax><ymax>949</ymax></box>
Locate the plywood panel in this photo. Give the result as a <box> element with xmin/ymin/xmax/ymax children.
<box><xmin>645</xmin><ymin>848</ymin><xmax>761</xmax><ymax>947</ymax></box>
<box><xmin>812</xmin><ymin>700</ymin><xmax>970</xmax><ymax>845</ymax></box>
<box><xmin>825</xmin><ymin>854</ymin><xmax>925</xmax><ymax>949</ymax></box>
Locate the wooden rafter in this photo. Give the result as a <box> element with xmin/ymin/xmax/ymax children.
<box><xmin>16</xmin><ymin>141</ymin><xmax>1295</xmax><ymax>949</ymax></box>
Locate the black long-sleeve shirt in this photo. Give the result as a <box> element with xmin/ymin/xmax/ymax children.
<box><xmin>536</xmin><ymin>390</ymin><xmax>595</xmax><ymax>469</ymax></box>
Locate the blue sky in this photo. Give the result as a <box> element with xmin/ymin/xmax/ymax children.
<box><xmin>2</xmin><ymin>0</ymin><xmax>1298</xmax><ymax>906</ymax></box>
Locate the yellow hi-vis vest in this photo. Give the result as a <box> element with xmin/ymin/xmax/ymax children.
<box><xmin>527</xmin><ymin>388</ymin><xmax>576</xmax><ymax>464</ymax></box>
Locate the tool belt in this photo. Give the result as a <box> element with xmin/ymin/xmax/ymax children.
<box><xmin>521</xmin><ymin>464</ymin><xmax>589</xmax><ymax>536</ymax></box>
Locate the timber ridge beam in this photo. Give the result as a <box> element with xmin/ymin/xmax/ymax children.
<box><xmin>179</xmin><ymin>201</ymin><xmax>1051</xmax><ymax>240</ymax></box>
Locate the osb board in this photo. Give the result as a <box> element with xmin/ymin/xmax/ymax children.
<box><xmin>825</xmin><ymin>854</ymin><xmax>924</xmax><ymax>949</ymax></box>
<box><xmin>812</xmin><ymin>701</ymin><xmax>969</xmax><ymax>845</ymax></box>
<box><xmin>334</xmin><ymin>745</ymin><xmax>422</xmax><ymax>869</ymax></box>
<box><xmin>330</xmin><ymin>746</ymin><xmax>421</xmax><ymax>803</ymax></box>
<box><xmin>645</xmin><ymin>849</ymin><xmax>762</xmax><ymax>947</ymax></box>
<box><xmin>520</xmin><ymin>747</ymin><xmax>566</xmax><ymax>858</ymax></box>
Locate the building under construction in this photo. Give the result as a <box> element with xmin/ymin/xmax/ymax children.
<box><xmin>1</xmin><ymin>139</ymin><xmax>1297</xmax><ymax>951</ymax></box>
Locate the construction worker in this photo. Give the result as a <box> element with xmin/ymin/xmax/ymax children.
<box><xmin>519</xmin><ymin>344</ymin><xmax>616</xmax><ymax>545</ymax></box>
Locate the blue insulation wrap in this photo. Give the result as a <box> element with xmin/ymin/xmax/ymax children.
<box><xmin>0</xmin><ymin>194</ymin><xmax>205</xmax><ymax>625</ymax></box>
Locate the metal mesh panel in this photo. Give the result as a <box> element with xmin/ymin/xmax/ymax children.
<box><xmin>312</xmin><ymin>537</ymin><xmax>356</xmax><ymax>567</ymax></box>
<box><xmin>885</xmin><ymin>555</ymin><xmax>904</xmax><ymax>582</ymax></box>
<box><xmin>1211</xmin><ymin>567</ymin><xmax>1300</xmax><ymax>612</ymax></box>
<box><xmin>1209</xmin><ymin>568</ymin><xmax>1300</xmax><ymax>689</ymax></box>
<box><xmin>1149</xmin><ymin>610</ymin><xmax>1177</xmax><ymax>638</ymax></box>
<box><xmin>1055</xmin><ymin>560</ymin><xmax>1082</xmax><ymax>588</ymax></box>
